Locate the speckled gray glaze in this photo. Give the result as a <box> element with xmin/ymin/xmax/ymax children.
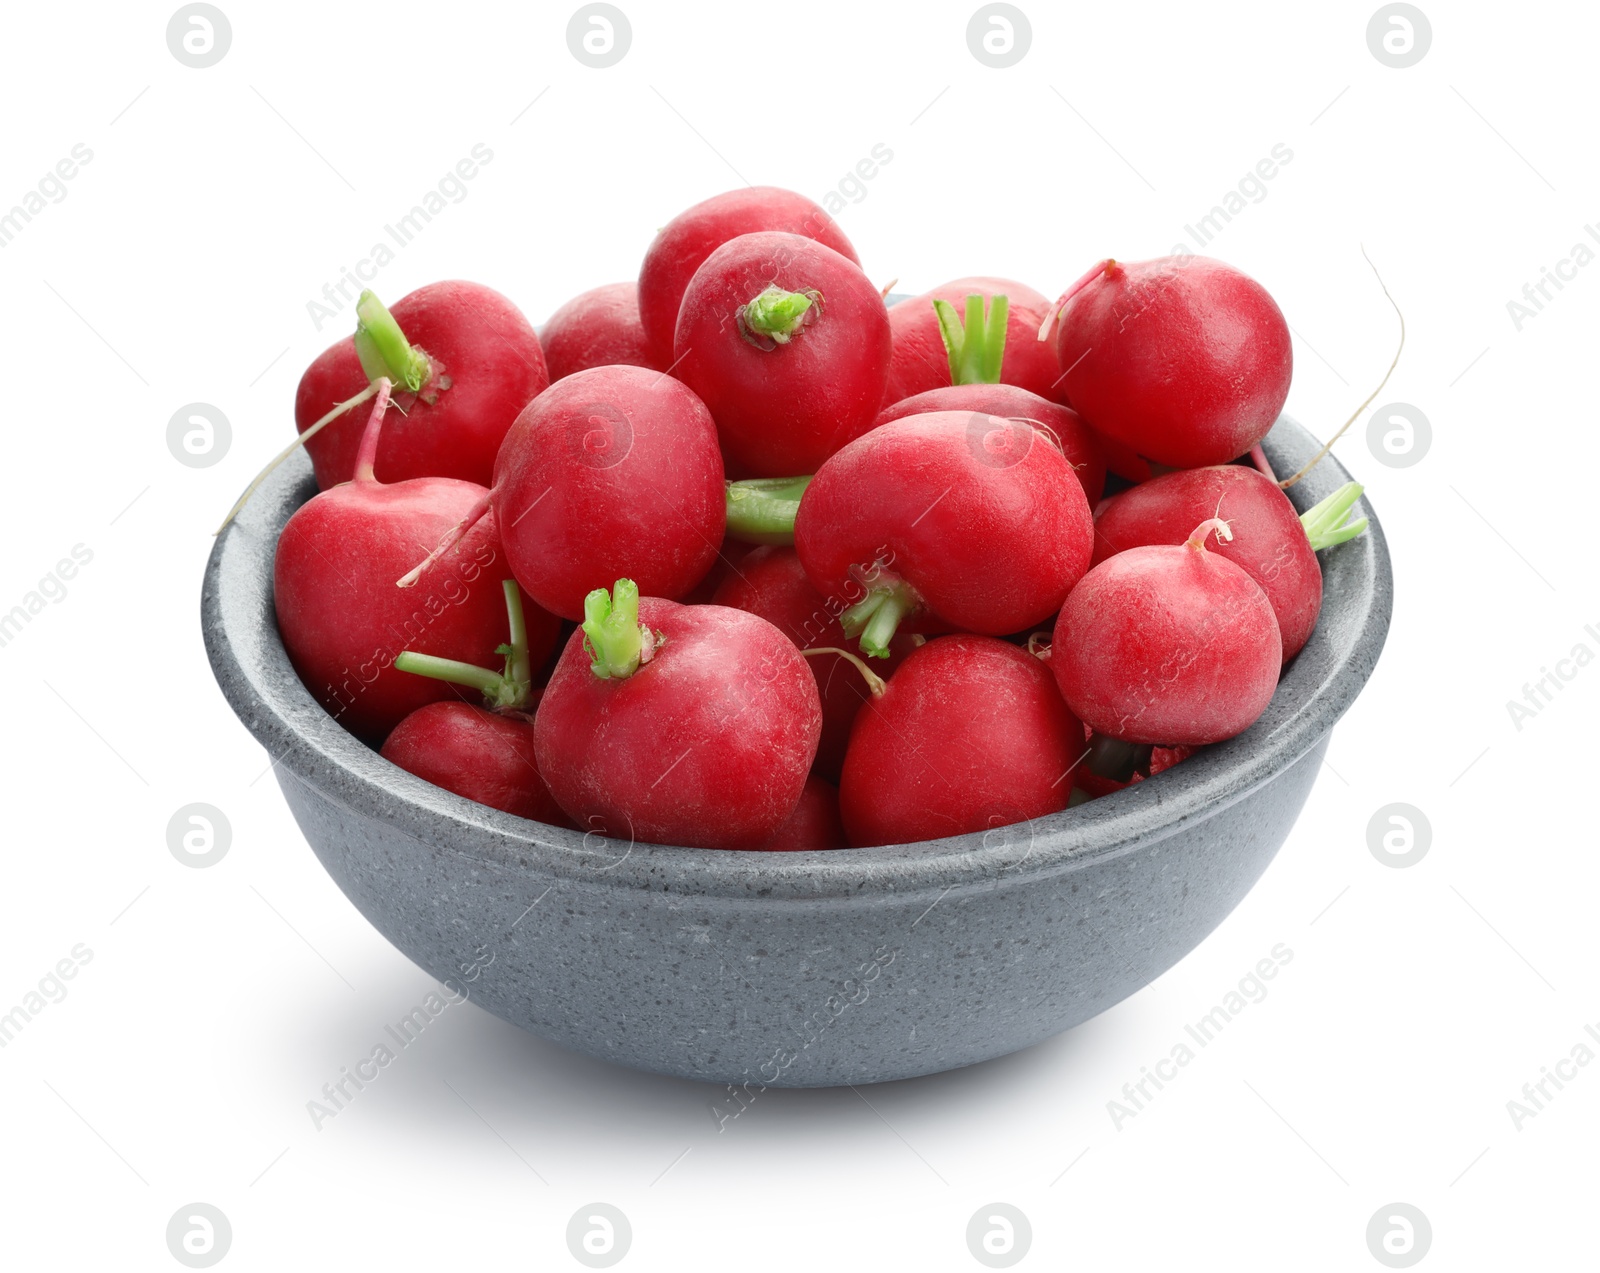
<box><xmin>202</xmin><ymin>416</ymin><xmax>1390</xmax><ymax>1087</ymax></box>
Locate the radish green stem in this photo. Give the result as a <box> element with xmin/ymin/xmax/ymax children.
<box><xmin>840</xmin><ymin>579</ymin><xmax>920</xmax><ymax>660</ymax></box>
<box><xmin>353</xmin><ymin>290</ymin><xmax>432</xmax><ymax>393</ymax></box>
<box><xmin>725</xmin><ymin>476</ymin><xmax>811</xmax><ymax>544</ymax></box>
<box><xmin>933</xmin><ymin>293</ymin><xmax>1009</xmax><ymax>385</ymax></box>
<box><xmin>392</xmin><ymin>580</ymin><xmax>534</xmax><ymax>710</ymax></box>
<box><xmin>1300</xmin><ymin>481</ymin><xmax>1368</xmax><ymax>550</ymax></box>
<box><xmin>737</xmin><ymin>286</ymin><xmax>821</xmax><ymax>348</ymax></box>
<box><xmin>212</xmin><ymin>380</ymin><xmax>381</xmax><ymax>535</ymax></box>
<box><xmin>800</xmin><ymin>646</ymin><xmax>887</xmax><ymax>697</ymax></box>
<box><xmin>583</xmin><ymin>579</ymin><xmax>655</xmax><ymax>680</ymax></box>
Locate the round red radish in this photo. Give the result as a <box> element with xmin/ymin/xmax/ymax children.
<box><xmin>541</xmin><ymin>282</ymin><xmax>665</xmax><ymax>381</ymax></box>
<box><xmin>673</xmin><ymin>231</ymin><xmax>891</xmax><ymax>477</ymax></box>
<box><xmin>796</xmin><ymin>411</ymin><xmax>1093</xmax><ymax>654</ymax></box>
<box><xmin>296</xmin><ymin>281</ymin><xmax>547</xmax><ymax>489</ymax></box>
<box><xmin>885</xmin><ymin>277</ymin><xmax>1059</xmax><ymax>403</ymax></box>
<box><xmin>712</xmin><ymin>546</ymin><xmax>913</xmax><ymax>781</ymax></box>
<box><xmin>1052</xmin><ymin>519</ymin><xmax>1282</xmax><ymax>745</ymax></box>
<box><xmin>534</xmin><ymin>582</ymin><xmax>821</xmax><ymax>850</ymax></box>
<box><xmin>1050</xmin><ymin>257</ymin><xmax>1292</xmax><ymax>469</ymax></box>
<box><xmin>1093</xmin><ymin>465</ymin><xmax>1322</xmax><ymax>660</ymax></box>
<box><xmin>491</xmin><ymin>365</ymin><xmax>725</xmax><ymax>620</ymax></box>
<box><xmin>873</xmin><ymin>383</ymin><xmax>1106</xmax><ymax>504</ymax></box>
<box><xmin>840</xmin><ymin>636</ymin><xmax>1085</xmax><ymax>847</ymax></box>
<box><xmin>757</xmin><ymin>776</ymin><xmax>845</xmax><ymax>851</ymax></box>
<box><xmin>638</xmin><ymin>187</ymin><xmax>858</xmax><ymax>363</ymax></box>
<box><xmin>381</xmin><ymin>702</ymin><xmax>571</xmax><ymax>825</ymax></box>
<box><xmin>274</xmin><ymin>386</ymin><xmax>555</xmax><ymax>741</ymax></box>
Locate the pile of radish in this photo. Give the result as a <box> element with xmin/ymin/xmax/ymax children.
<box><xmin>240</xmin><ymin>186</ymin><xmax>1376</xmax><ymax>852</ymax></box>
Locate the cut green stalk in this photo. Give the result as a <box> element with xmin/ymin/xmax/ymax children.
<box><xmin>353</xmin><ymin>290</ymin><xmax>432</xmax><ymax>393</ymax></box>
<box><xmin>932</xmin><ymin>292</ymin><xmax>1009</xmax><ymax>385</ymax></box>
<box><xmin>392</xmin><ymin>580</ymin><xmax>535</xmax><ymax>710</ymax></box>
<box><xmin>725</xmin><ymin>475</ymin><xmax>811</xmax><ymax>544</ymax></box>
<box><xmin>583</xmin><ymin>579</ymin><xmax>659</xmax><ymax>680</ymax></box>
<box><xmin>1300</xmin><ymin>481</ymin><xmax>1368</xmax><ymax>551</ymax></box>
<box><xmin>737</xmin><ymin>286</ymin><xmax>822</xmax><ymax>348</ymax></box>
<box><xmin>839</xmin><ymin>579</ymin><xmax>920</xmax><ymax>660</ymax></box>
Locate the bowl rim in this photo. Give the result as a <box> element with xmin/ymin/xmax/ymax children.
<box><xmin>202</xmin><ymin>414</ymin><xmax>1392</xmax><ymax>903</ymax></box>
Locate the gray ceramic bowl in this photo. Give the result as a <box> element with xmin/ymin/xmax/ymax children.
<box><xmin>202</xmin><ymin>415</ymin><xmax>1390</xmax><ymax>1088</ymax></box>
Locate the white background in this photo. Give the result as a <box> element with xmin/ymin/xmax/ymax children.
<box><xmin>1</xmin><ymin>0</ymin><xmax>1594</xmax><ymax>1268</ymax></box>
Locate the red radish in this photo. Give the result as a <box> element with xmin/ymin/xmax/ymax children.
<box><xmin>840</xmin><ymin>636</ymin><xmax>1085</xmax><ymax>847</ymax></box>
<box><xmin>638</xmin><ymin>187</ymin><xmax>858</xmax><ymax>363</ymax></box>
<box><xmin>380</xmin><ymin>579</ymin><xmax>569</xmax><ymax>823</ymax></box>
<box><xmin>1047</xmin><ymin>257</ymin><xmax>1292</xmax><ymax>469</ymax></box>
<box><xmin>403</xmin><ymin>364</ymin><xmax>726</xmax><ymax>622</ymax></box>
<box><xmin>885</xmin><ymin>277</ymin><xmax>1059</xmax><ymax>403</ymax></box>
<box><xmin>274</xmin><ymin>383</ymin><xmax>556</xmax><ymax>741</ymax></box>
<box><xmin>757</xmin><ymin>776</ymin><xmax>846</xmax><ymax>851</ymax></box>
<box><xmin>1091</xmin><ymin>433</ymin><xmax>1156</xmax><ymax>485</ymax></box>
<box><xmin>1052</xmin><ymin>518</ymin><xmax>1282</xmax><ymax>745</ymax></box>
<box><xmin>1092</xmin><ymin>466</ymin><xmax>1367</xmax><ymax>662</ymax></box>
<box><xmin>541</xmin><ymin>282</ymin><xmax>665</xmax><ymax>381</ymax></box>
<box><xmin>873</xmin><ymin>383</ymin><xmax>1106</xmax><ymax>504</ymax></box>
<box><xmin>295</xmin><ymin>282</ymin><xmax>548</xmax><ymax>489</ymax></box>
<box><xmin>673</xmin><ymin>231</ymin><xmax>891</xmax><ymax>477</ymax></box>
<box><xmin>382</xmin><ymin>703</ymin><xmax>570</xmax><ymax>824</ymax></box>
<box><xmin>795</xmin><ymin>411</ymin><xmax>1093</xmax><ymax>656</ymax></box>
<box><xmin>712</xmin><ymin>546</ymin><xmax>914</xmax><ymax>780</ymax></box>
<box><xmin>534</xmin><ymin>581</ymin><xmax>821</xmax><ymax>849</ymax></box>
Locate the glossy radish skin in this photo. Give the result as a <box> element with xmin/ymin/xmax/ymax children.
<box><xmin>296</xmin><ymin>281</ymin><xmax>548</xmax><ymax>489</ymax></box>
<box><xmin>638</xmin><ymin>187</ymin><xmax>858</xmax><ymax>363</ymax></box>
<box><xmin>381</xmin><ymin>702</ymin><xmax>571</xmax><ymax>825</ymax></box>
<box><xmin>673</xmin><ymin>232</ymin><xmax>891</xmax><ymax>477</ymax></box>
<box><xmin>1093</xmin><ymin>465</ymin><xmax>1320</xmax><ymax>661</ymax></box>
<box><xmin>1052</xmin><ymin>521</ymin><xmax>1282</xmax><ymax>745</ymax></box>
<box><xmin>534</xmin><ymin>595</ymin><xmax>820</xmax><ymax>849</ymax></box>
<box><xmin>274</xmin><ymin>391</ymin><xmax>541</xmax><ymax>742</ymax></box>
<box><xmin>840</xmin><ymin>636</ymin><xmax>1084</xmax><ymax>848</ymax></box>
<box><xmin>796</xmin><ymin>411</ymin><xmax>1094</xmax><ymax>642</ymax></box>
<box><xmin>712</xmin><ymin>546</ymin><xmax>913</xmax><ymax>781</ymax></box>
<box><xmin>541</xmin><ymin>282</ymin><xmax>665</xmax><ymax>381</ymax></box>
<box><xmin>492</xmin><ymin>365</ymin><xmax>725</xmax><ymax>620</ymax></box>
<box><xmin>873</xmin><ymin>384</ymin><xmax>1106</xmax><ymax>504</ymax></box>
<box><xmin>1052</xmin><ymin>257</ymin><xmax>1292</xmax><ymax>469</ymax></box>
<box><xmin>758</xmin><ymin>776</ymin><xmax>845</xmax><ymax>851</ymax></box>
<box><xmin>885</xmin><ymin>277</ymin><xmax>1059</xmax><ymax>403</ymax></box>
